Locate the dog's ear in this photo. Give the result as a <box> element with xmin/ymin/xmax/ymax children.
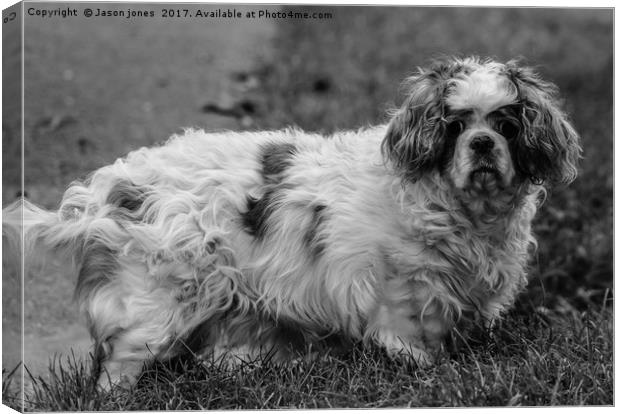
<box><xmin>506</xmin><ymin>62</ymin><xmax>582</xmax><ymax>186</ymax></box>
<box><xmin>382</xmin><ymin>66</ymin><xmax>451</xmax><ymax>182</ymax></box>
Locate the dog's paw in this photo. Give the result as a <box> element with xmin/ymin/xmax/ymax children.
<box><xmin>392</xmin><ymin>345</ymin><xmax>435</xmax><ymax>368</ymax></box>
<box><xmin>96</xmin><ymin>360</ymin><xmax>143</xmax><ymax>392</ymax></box>
<box><xmin>373</xmin><ymin>329</ymin><xmax>435</xmax><ymax>368</ymax></box>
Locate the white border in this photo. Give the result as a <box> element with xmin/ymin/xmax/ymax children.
<box><xmin>0</xmin><ymin>1</ymin><xmax>616</xmax><ymax>413</ymax></box>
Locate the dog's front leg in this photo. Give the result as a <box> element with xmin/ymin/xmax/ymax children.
<box><xmin>366</xmin><ymin>303</ymin><xmax>434</xmax><ymax>366</ymax></box>
<box><xmin>96</xmin><ymin>358</ymin><xmax>145</xmax><ymax>391</ymax></box>
<box><xmin>365</xmin><ymin>279</ymin><xmax>449</xmax><ymax>367</ymax></box>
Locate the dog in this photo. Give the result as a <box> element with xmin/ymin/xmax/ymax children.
<box><xmin>3</xmin><ymin>56</ymin><xmax>580</xmax><ymax>389</ymax></box>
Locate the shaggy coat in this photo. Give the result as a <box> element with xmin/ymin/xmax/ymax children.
<box><xmin>3</xmin><ymin>57</ymin><xmax>580</xmax><ymax>388</ymax></box>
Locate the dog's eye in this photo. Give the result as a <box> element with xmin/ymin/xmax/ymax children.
<box><xmin>445</xmin><ymin>120</ymin><xmax>464</xmax><ymax>138</ymax></box>
<box><xmin>497</xmin><ymin>120</ymin><xmax>520</xmax><ymax>140</ymax></box>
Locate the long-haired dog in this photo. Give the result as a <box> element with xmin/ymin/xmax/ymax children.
<box><xmin>3</xmin><ymin>57</ymin><xmax>580</xmax><ymax>389</ymax></box>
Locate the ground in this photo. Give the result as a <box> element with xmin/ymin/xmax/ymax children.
<box><xmin>1</xmin><ymin>4</ymin><xmax>613</xmax><ymax>409</ymax></box>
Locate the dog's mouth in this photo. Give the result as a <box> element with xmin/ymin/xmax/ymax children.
<box><xmin>468</xmin><ymin>162</ymin><xmax>503</xmax><ymax>194</ymax></box>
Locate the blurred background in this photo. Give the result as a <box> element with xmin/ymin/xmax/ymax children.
<box><xmin>2</xmin><ymin>3</ymin><xmax>613</xmax><ymax>382</ymax></box>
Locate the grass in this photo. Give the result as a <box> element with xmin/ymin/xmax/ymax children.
<box><xmin>3</xmin><ymin>300</ymin><xmax>613</xmax><ymax>410</ymax></box>
<box><xmin>2</xmin><ymin>4</ymin><xmax>613</xmax><ymax>411</ymax></box>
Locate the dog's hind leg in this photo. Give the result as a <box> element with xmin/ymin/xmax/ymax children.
<box><xmin>77</xmin><ymin>250</ymin><xmax>189</xmax><ymax>390</ymax></box>
<box><xmin>83</xmin><ymin>247</ymin><xmax>244</xmax><ymax>390</ymax></box>
<box><xmin>92</xmin><ymin>322</ymin><xmax>178</xmax><ymax>390</ymax></box>
<box><xmin>92</xmin><ymin>337</ymin><xmax>149</xmax><ymax>390</ymax></box>
<box><xmin>86</xmin><ymin>280</ymin><xmax>184</xmax><ymax>390</ymax></box>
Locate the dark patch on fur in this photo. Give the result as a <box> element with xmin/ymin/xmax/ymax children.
<box><xmin>75</xmin><ymin>239</ymin><xmax>118</xmax><ymax>302</ymax></box>
<box><xmin>242</xmin><ymin>188</ymin><xmax>282</xmax><ymax>239</ymax></box>
<box><xmin>505</xmin><ymin>60</ymin><xmax>581</xmax><ymax>185</ymax></box>
<box><xmin>106</xmin><ymin>180</ymin><xmax>148</xmax><ymax>220</ymax></box>
<box><xmin>304</xmin><ymin>204</ymin><xmax>327</xmax><ymax>260</ymax></box>
<box><xmin>181</xmin><ymin>319</ymin><xmax>213</xmax><ymax>354</ymax></box>
<box><xmin>182</xmin><ymin>313</ymin><xmax>310</xmax><ymax>358</ymax></box>
<box><xmin>382</xmin><ymin>64</ymin><xmax>451</xmax><ymax>182</ymax></box>
<box><xmin>261</xmin><ymin>142</ymin><xmax>297</xmax><ymax>184</ymax></box>
<box><xmin>241</xmin><ymin>143</ymin><xmax>297</xmax><ymax>238</ymax></box>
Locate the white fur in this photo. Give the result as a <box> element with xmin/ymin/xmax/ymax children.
<box><xmin>446</xmin><ymin>62</ymin><xmax>517</xmax><ymax>113</ymax></box>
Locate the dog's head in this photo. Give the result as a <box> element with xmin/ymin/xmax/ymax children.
<box><xmin>382</xmin><ymin>57</ymin><xmax>581</xmax><ymax>199</ymax></box>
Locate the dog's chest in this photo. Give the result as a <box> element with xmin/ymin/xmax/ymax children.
<box><xmin>389</xmin><ymin>222</ymin><xmax>526</xmax><ymax>317</ymax></box>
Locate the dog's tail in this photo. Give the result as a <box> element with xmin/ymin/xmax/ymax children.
<box><xmin>2</xmin><ymin>198</ymin><xmax>78</xmax><ymax>272</ymax></box>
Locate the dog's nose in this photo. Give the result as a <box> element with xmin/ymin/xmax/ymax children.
<box><xmin>469</xmin><ymin>135</ymin><xmax>495</xmax><ymax>154</ymax></box>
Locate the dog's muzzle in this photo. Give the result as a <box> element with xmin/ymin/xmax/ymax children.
<box><xmin>468</xmin><ymin>135</ymin><xmax>503</xmax><ymax>194</ymax></box>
